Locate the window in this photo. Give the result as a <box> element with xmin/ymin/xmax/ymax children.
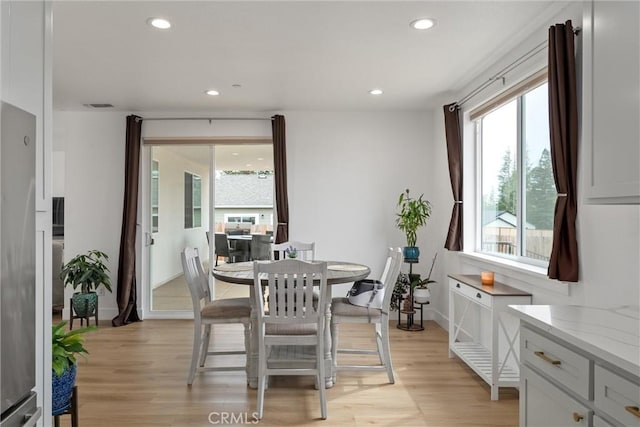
<box><xmin>224</xmin><ymin>214</ymin><xmax>258</xmax><ymax>224</ymax></box>
<box><xmin>151</xmin><ymin>160</ymin><xmax>159</xmax><ymax>233</ymax></box>
<box><xmin>184</xmin><ymin>172</ymin><xmax>202</xmax><ymax>229</ymax></box>
<box><xmin>475</xmin><ymin>78</ymin><xmax>555</xmax><ymax>263</ymax></box>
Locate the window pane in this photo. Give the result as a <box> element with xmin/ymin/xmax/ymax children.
<box><xmin>151</xmin><ymin>160</ymin><xmax>159</xmax><ymax>233</ymax></box>
<box><xmin>481</xmin><ymin>99</ymin><xmax>518</xmax><ymax>256</ymax></box>
<box><xmin>523</xmin><ymin>83</ymin><xmax>554</xmax><ymax>261</ymax></box>
<box><xmin>192</xmin><ymin>175</ymin><xmax>201</xmax><ymax>227</ymax></box>
<box><xmin>184</xmin><ymin>172</ymin><xmax>193</xmax><ymax>228</ymax></box>
<box><xmin>193</xmin><ymin>208</ymin><xmax>201</xmax><ymax>228</ymax></box>
<box><xmin>193</xmin><ymin>175</ymin><xmax>201</xmax><ymax>209</ymax></box>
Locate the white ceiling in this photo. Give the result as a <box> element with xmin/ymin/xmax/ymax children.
<box><xmin>53</xmin><ymin>1</ymin><xmax>561</xmax><ymax>113</ymax></box>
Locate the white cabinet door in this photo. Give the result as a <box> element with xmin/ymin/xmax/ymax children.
<box><xmin>593</xmin><ymin>415</ymin><xmax>615</xmax><ymax>427</ymax></box>
<box><xmin>583</xmin><ymin>0</ymin><xmax>640</xmax><ymax>203</ymax></box>
<box><xmin>521</xmin><ymin>366</ymin><xmax>591</xmax><ymax>427</ymax></box>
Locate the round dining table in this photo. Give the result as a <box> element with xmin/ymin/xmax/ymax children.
<box><xmin>212</xmin><ymin>260</ymin><xmax>370</xmax><ymax>388</ymax></box>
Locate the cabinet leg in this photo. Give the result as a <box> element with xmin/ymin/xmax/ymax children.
<box><xmin>491</xmin><ymin>384</ymin><xmax>498</xmax><ymax>400</ymax></box>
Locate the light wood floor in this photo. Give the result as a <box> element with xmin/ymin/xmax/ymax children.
<box><xmin>152</xmin><ymin>275</ymin><xmax>249</xmax><ymax>311</ymax></box>
<box><xmin>54</xmin><ymin>317</ymin><xmax>519</xmax><ymax>426</ymax></box>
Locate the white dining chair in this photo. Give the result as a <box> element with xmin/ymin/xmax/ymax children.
<box><xmin>181</xmin><ymin>247</ymin><xmax>251</xmax><ymax>385</ymax></box>
<box><xmin>330</xmin><ymin>247</ymin><xmax>403</xmax><ymax>383</ymax></box>
<box><xmin>253</xmin><ymin>259</ymin><xmax>328</xmax><ymax>420</ymax></box>
<box><xmin>271</xmin><ymin>241</ymin><xmax>315</xmax><ymax>261</ymax></box>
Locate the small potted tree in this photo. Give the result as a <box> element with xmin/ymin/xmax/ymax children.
<box><xmin>52</xmin><ymin>321</ymin><xmax>95</xmax><ymax>416</ymax></box>
<box><xmin>60</xmin><ymin>250</ymin><xmax>111</xmax><ymax>321</ymax></box>
<box><xmin>395</xmin><ymin>189</ymin><xmax>432</xmax><ymax>262</ymax></box>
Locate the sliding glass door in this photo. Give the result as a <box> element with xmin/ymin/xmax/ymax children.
<box><xmin>142</xmin><ymin>143</ymin><xmax>273</xmax><ymax>317</ymax></box>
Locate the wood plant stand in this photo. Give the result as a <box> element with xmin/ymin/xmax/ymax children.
<box><xmin>53</xmin><ymin>385</ymin><xmax>78</xmax><ymax>427</ymax></box>
<box><xmin>69</xmin><ymin>297</ymin><xmax>98</xmax><ymax>330</ymax></box>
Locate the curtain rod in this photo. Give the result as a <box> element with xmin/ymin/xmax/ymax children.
<box><xmin>136</xmin><ymin>116</ymin><xmax>272</xmax><ymax>122</ymax></box>
<box><xmin>450</xmin><ymin>27</ymin><xmax>580</xmax><ymax>112</ymax></box>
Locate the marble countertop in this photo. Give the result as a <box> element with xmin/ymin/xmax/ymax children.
<box><xmin>507</xmin><ymin>305</ymin><xmax>640</xmax><ymax>377</ymax></box>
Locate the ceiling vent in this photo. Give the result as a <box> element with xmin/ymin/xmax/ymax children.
<box><xmin>83</xmin><ymin>103</ymin><xmax>114</xmax><ymax>108</ymax></box>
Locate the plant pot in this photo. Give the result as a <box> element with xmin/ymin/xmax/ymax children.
<box><xmin>413</xmin><ymin>288</ymin><xmax>431</xmax><ymax>303</ymax></box>
<box><xmin>72</xmin><ymin>292</ymin><xmax>98</xmax><ymax>317</ymax></box>
<box><xmin>403</xmin><ymin>246</ymin><xmax>420</xmax><ymax>263</ymax></box>
<box><xmin>52</xmin><ymin>363</ymin><xmax>76</xmax><ymax>415</ymax></box>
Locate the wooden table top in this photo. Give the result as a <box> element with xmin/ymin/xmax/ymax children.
<box><xmin>212</xmin><ymin>260</ymin><xmax>370</xmax><ymax>285</ymax></box>
<box><xmin>448</xmin><ymin>274</ymin><xmax>532</xmax><ymax>296</ymax></box>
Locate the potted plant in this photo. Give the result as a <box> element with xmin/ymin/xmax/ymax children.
<box><xmin>390</xmin><ymin>272</ymin><xmax>411</xmax><ymax>312</ymax></box>
<box><xmin>284</xmin><ymin>246</ymin><xmax>298</xmax><ymax>258</ymax></box>
<box><xmin>413</xmin><ymin>253</ymin><xmax>437</xmax><ymax>303</ymax></box>
<box><xmin>391</xmin><ymin>254</ymin><xmax>437</xmax><ymax>310</ymax></box>
<box><xmin>60</xmin><ymin>250</ymin><xmax>111</xmax><ymax>319</ymax></box>
<box><xmin>395</xmin><ymin>189</ymin><xmax>432</xmax><ymax>262</ymax></box>
<box><xmin>52</xmin><ymin>321</ymin><xmax>95</xmax><ymax>415</ymax></box>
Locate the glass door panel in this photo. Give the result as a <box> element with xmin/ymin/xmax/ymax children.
<box><xmin>150</xmin><ymin>145</ymin><xmax>211</xmax><ymax>312</ymax></box>
<box><xmin>146</xmin><ymin>143</ymin><xmax>274</xmax><ymax>313</ymax></box>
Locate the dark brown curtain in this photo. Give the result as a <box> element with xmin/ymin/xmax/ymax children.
<box><xmin>443</xmin><ymin>103</ymin><xmax>463</xmax><ymax>251</ymax></box>
<box><xmin>272</xmin><ymin>115</ymin><xmax>289</xmax><ymax>244</ymax></box>
<box><xmin>547</xmin><ymin>20</ymin><xmax>579</xmax><ymax>282</ymax></box>
<box><xmin>112</xmin><ymin>115</ymin><xmax>143</xmax><ymax>326</ymax></box>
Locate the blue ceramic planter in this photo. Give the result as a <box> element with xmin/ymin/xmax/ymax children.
<box><xmin>72</xmin><ymin>292</ymin><xmax>98</xmax><ymax>317</ymax></box>
<box><xmin>403</xmin><ymin>246</ymin><xmax>420</xmax><ymax>263</ymax></box>
<box><xmin>52</xmin><ymin>364</ymin><xmax>76</xmax><ymax>415</ymax></box>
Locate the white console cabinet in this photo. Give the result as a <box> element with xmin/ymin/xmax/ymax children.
<box><xmin>448</xmin><ymin>275</ymin><xmax>531</xmax><ymax>400</ymax></box>
<box><xmin>510</xmin><ymin>305</ymin><xmax>640</xmax><ymax>427</ymax></box>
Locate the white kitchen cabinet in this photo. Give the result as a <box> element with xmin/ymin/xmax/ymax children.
<box><xmin>510</xmin><ymin>305</ymin><xmax>640</xmax><ymax>427</ymax></box>
<box><xmin>520</xmin><ymin>365</ymin><xmax>591</xmax><ymax>427</ymax></box>
<box><xmin>448</xmin><ymin>274</ymin><xmax>531</xmax><ymax>400</ymax></box>
<box><xmin>583</xmin><ymin>0</ymin><xmax>640</xmax><ymax>203</ymax></box>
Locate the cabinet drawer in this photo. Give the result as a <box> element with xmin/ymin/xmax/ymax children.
<box><xmin>521</xmin><ymin>326</ymin><xmax>591</xmax><ymax>400</ymax></box>
<box><xmin>451</xmin><ymin>280</ymin><xmax>492</xmax><ymax>308</ymax></box>
<box><xmin>594</xmin><ymin>364</ymin><xmax>640</xmax><ymax>426</ymax></box>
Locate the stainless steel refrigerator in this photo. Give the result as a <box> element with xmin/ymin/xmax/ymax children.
<box><xmin>0</xmin><ymin>102</ymin><xmax>41</xmax><ymax>427</ymax></box>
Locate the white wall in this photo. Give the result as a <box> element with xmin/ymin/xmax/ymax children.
<box><xmin>426</xmin><ymin>1</ymin><xmax>640</xmax><ymax>329</ymax></box>
<box><xmin>1</xmin><ymin>0</ymin><xmax>51</xmax><ymax>423</ymax></box>
<box><xmin>54</xmin><ymin>111</ymin><xmax>128</xmax><ymax>319</ymax></box>
<box><xmin>282</xmin><ymin>111</ymin><xmax>432</xmax><ymax>297</ymax></box>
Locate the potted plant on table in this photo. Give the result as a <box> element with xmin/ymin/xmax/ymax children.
<box><xmin>52</xmin><ymin>321</ymin><xmax>95</xmax><ymax>416</ymax></box>
<box><xmin>60</xmin><ymin>250</ymin><xmax>112</xmax><ymax>321</ymax></box>
<box><xmin>395</xmin><ymin>189</ymin><xmax>432</xmax><ymax>262</ymax></box>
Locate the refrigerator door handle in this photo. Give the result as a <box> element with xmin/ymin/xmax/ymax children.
<box><xmin>22</xmin><ymin>407</ymin><xmax>42</xmax><ymax>427</ymax></box>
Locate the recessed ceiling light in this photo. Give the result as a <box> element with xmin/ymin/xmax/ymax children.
<box><xmin>410</xmin><ymin>18</ymin><xmax>436</xmax><ymax>30</ymax></box>
<box><xmin>257</xmin><ymin>157</ymin><xmax>264</xmax><ymax>161</ymax></box>
<box><xmin>205</xmin><ymin>89</ymin><xmax>220</xmax><ymax>96</ymax></box>
<box><xmin>369</xmin><ymin>89</ymin><xmax>383</xmax><ymax>96</ymax></box>
<box><xmin>246</xmin><ymin>163</ymin><xmax>252</xmax><ymax>167</ymax></box>
<box><xmin>147</xmin><ymin>17</ymin><xmax>171</xmax><ymax>30</ymax></box>
<box><xmin>232</xmin><ymin>152</ymin><xmax>239</xmax><ymax>156</ymax></box>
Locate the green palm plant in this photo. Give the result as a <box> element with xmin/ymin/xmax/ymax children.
<box><xmin>395</xmin><ymin>189</ymin><xmax>432</xmax><ymax>247</ymax></box>
<box><xmin>52</xmin><ymin>321</ymin><xmax>95</xmax><ymax>377</ymax></box>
